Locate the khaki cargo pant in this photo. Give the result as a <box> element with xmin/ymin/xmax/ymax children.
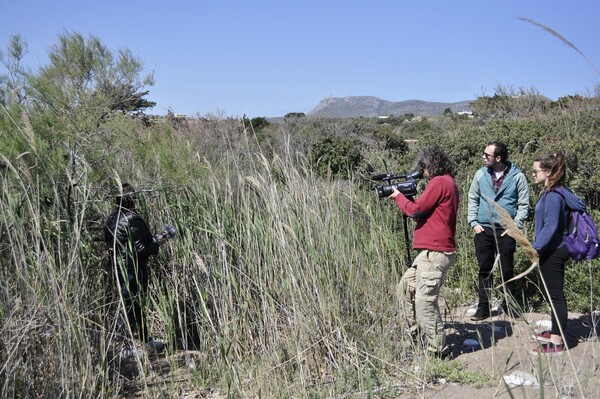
<box><xmin>397</xmin><ymin>250</ymin><xmax>456</xmax><ymax>353</ymax></box>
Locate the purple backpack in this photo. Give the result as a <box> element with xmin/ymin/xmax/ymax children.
<box><xmin>557</xmin><ymin>187</ymin><xmax>600</xmax><ymax>261</ymax></box>
<box><xmin>564</xmin><ymin>210</ymin><xmax>600</xmax><ymax>261</ymax></box>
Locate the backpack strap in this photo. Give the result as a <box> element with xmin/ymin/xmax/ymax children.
<box><xmin>549</xmin><ymin>189</ymin><xmax>570</xmax><ymax>235</ymax></box>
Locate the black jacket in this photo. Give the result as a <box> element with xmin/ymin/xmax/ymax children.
<box><xmin>104</xmin><ymin>207</ymin><xmax>159</xmax><ymax>272</ymax></box>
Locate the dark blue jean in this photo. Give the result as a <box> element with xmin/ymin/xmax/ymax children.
<box><xmin>539</xmin><ymin>246</ymin><xmax>570</xmax><ymax>337</ymax></box>
<box><xmin>474</xmin><ymin>226</ymin><xmax>516</xmax><ymax>308</ymax></box>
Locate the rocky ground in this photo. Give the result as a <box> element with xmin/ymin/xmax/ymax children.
<box><xmin>114</xmin><ymin>304</ymin><xmax>600</xmax><ymax>398</ymax></box>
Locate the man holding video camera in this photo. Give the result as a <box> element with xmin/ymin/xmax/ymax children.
<box><xmin>388</xmin><ymin>146</ymin><xmax>458</xmax><ymax>358</ymax></box>
<box><xmin>467</xmin><ymin>141</ymin><xmax>529</xmax><ymax>321</ymax></box>
<box><xmin>104</xmin><ymin>182</ymin><xmax>169</xmax><ymax>353</ymax></box>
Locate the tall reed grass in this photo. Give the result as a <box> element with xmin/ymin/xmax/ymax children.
<box><xmin>1</xmin><ymin>112</ymin><xmax>599</xmax><ymax>397</ymax></box>
<box><xmin>0</xmin><ymin>131</ymin><xmax>435</xmax><ymax>397</ymax></box>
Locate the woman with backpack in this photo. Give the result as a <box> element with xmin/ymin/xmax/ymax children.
<box><xmin>530</xmin><ymin>152</ymin><xmax>579</xmax><ymax>355</ymax></box>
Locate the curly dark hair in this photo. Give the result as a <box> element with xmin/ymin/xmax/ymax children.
<box><xmin>415</xmin><ymin>146</ymin><xmax>454</xmax><ymax>178</ymax></box>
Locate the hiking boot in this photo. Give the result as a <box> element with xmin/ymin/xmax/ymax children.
<box><xmin>428</xmin><ymin>346</ymin><xmax>452</xmax><ymax>360</ymax></box>
<box><xmin>529</xmin><ymin>342</ymin><xmax>564</xmax><ymax>356</ymax></box>
<box><xmin>470</xmin><ymin>307</ymin><xmax>490</xmax><ymax>321</ymax></box>
<box><xmin>531</xmin><ymin>330</ymin><xmax>552</xmax><ymax>343</ymax></box>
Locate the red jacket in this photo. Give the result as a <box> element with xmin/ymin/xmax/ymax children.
<box><xmin>394</xmin><ymin>174</ymin><xmax>458</xmax><ymax>252</ymax></box>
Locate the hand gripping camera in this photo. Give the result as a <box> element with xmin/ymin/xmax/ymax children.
<box><xmin>155</xmin><ymin>223</ymin><xmax>177</xmax><ymax>242</ymax></box>
<box><xmin>372</xmin><ymin>170</ymin><xmax>423</xmax><ymax>199</ymax></box>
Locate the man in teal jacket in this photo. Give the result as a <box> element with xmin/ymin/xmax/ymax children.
<box><xmin>467</xmin><ymin>141</ymin><xmax>529</xmax><ymax>320</ymax></box>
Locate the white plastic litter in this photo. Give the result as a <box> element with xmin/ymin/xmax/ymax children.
<box><xmin>535</xmin><ymin>320</ymin><xmax>552</xmax><ymax>330</ymax></box>
<box><xmin>185</xmin><ymin>355</ymin><xmax>196</xmax><ymax>370</ymax></box>
<box><xmin>503</xmin><ymin>371</ymin><xmax>539</xmax><ymax>388</ymax></box>
<box><xmin>466</xmin><ymin>307</ymin><xmax>477</xmax><ymax>316</ymax></box>
<box><xmin>120</xmin><ymin>346</ymin><xmax>144</xmax><ymax>359</ymax></box>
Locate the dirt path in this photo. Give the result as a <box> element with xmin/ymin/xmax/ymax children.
<box><xmin>114</xmin><ymin>305</ymin><xmax>600</xmax><ymax>398</ymax></box>
<box><xmin>410</xmin><ymin>305</ymin><xmax>600</xmax><ymax>398</ymax></box>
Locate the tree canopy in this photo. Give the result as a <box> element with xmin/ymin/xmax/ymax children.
<box><xmin>1</xmin><ymin>32</ymin><xmax>155</xmax><ymax>129</ymax></box>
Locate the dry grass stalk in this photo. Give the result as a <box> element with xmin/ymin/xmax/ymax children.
<box><xmin>489</xmin><ymin>197</ymin><xmax>538</xmax><ymax>262</ymax></box>
<box><xmin>519</xmin><ymin>17</ymin><xmax>600</xmax><ymax>75</ymax></box>
<box><xmin>488</xmin><ymin>197</ymin><xmax>539</xmax><ymax>287</ymax></box>
<box><xmin>193</xmin><ymin>252</ymin><xmax>208</xmax><ymax>275</ymax></box>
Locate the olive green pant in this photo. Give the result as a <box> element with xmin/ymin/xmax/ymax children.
<box><xmin>397</xmin><ymin>250</ymin><xmax>456</xmax><ymax>353</ymax></box>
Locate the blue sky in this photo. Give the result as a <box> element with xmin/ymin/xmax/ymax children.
<box><xmin>2</xmin><ymin>1</ymin><xmax>599</xmax><ymax>117</ymax></box>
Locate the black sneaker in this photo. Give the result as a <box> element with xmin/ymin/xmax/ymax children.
<box><xmin>470</xmin><ymin>307</ymin><xmax>490</xmax><ymax>321</ymax></box>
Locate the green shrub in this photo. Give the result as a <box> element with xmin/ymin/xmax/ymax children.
<box><xmin>310</xmin><ymin>136</ymin><xmax>364</xmax><ymax>177</ymax></box>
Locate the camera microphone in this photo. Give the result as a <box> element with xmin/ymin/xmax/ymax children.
<box><xmin>371</xmin><ymin>173</ymin><xmax>393</xmax><ymax>181</ymax></box>
<box><xmin>408</xmin><ymin>170</ymin><xmax>423</xmax><ymax>179</ymax></box>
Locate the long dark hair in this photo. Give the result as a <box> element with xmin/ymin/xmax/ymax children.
<box><xmin>535</xmin><ymin>152</ymin><xmax>566</xmax><ymax>190</ymax></box>
<box><xmin>416</xmin><ymin>146</ymin><xmax>454</xmax><ymax>178</ymax></box>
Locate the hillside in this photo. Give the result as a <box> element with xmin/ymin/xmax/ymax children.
<box><xmin>307</xmin><ymin>95</ymin><xmax>472</xmax><ymax>118</ymax></box>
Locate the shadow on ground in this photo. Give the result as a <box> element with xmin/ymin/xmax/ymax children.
<box><xmin>445</xmin><ymin>317</ymin><xmax>514</xmax><ymax>358</ymax></box>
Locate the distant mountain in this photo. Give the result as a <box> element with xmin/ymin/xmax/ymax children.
<box><xmin>307</xmin><ymin>96</ymin><xmax>472</xmax><ymax>118</ymax></box>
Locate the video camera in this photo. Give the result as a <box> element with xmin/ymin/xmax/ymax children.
<box><xmin>371</xmin><ymin>170</ymin><xmax>423</xmax><ymax>199</ymax></box>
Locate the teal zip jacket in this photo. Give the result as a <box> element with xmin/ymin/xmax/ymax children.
<box><xmin>467</xmin><ymin>162</ymin><xmax>529</xmax><ymax>229</ymax></box>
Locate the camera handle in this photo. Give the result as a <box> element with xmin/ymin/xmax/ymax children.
<box><xmin>402</xmin><ymin>196</ymin><xmax>414</xmax><ymax>266</ymax></box>
<box><xmin>379</xmin><ymin>173</ymin><xmax>416</xmax><ymax>265</ymax></box>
